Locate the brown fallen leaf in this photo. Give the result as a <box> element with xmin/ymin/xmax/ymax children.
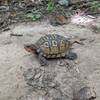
<box><xmin>49</xmin><ymin>12</ymin><xmax>69</xmax><ymax>26</ymax></box>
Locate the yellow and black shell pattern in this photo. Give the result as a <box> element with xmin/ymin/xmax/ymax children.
<box><xmin>35</xmin><ymin>34</ymin><xmax>71</xmax><ymax>58</ymax></box>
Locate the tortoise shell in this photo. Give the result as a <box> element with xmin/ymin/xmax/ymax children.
<box><xmin>34</xmin><ymin>34</ymin><xmax>71</xmax><ymax>58</ymax></box>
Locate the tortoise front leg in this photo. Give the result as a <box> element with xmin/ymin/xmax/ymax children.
<box><xmin>38</xmin><ymin>53</ymin><xmax>48</xmax><ymax>66</ymax></box>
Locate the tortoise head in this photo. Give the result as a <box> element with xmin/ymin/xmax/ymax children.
<box><xmin>24</xmin><ymin>44</ymin><xmax>37</xmax><ymax>53</ymax></box>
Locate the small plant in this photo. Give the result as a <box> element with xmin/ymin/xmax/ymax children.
<box><xmin>89</xmin><ymin>1</ymin><xmax>100</xmax><ymax>12</ymax></box>
<box><xmin>47</xmin><ymin>0</ymin><xmax>55</xmax><ymax>12</ymax></box>
<box><xmin>26</xmin><ymin>10</ymin><xmax>42</xmax><ymax>21</ymax></box>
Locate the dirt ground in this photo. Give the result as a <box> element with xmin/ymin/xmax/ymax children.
<box><xmin>0</xmin><ymin>20</ymin><xmax>100</xmax><ymax>100</ymax></box>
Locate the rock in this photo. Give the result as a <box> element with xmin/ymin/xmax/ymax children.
<box><xmin>48</xmin><ymin>81</ymin><xmax>60</xmax><ymax>88</ymax></box>
<box><xmin>23</xmin><ymin>68</ymin><xmax>35</xmax><ymax>80</ymax></box>
<box><xmin>48</xmin><ymin>88</ymin><xmax>71</xmax><ymax>100</ymax></box>
<box><xmin>57</xmin><ymin>0</ymin><xmax>69</xmax><ymax>6</ymax></box>
<box><xmin>34</xmin><ymin>73</ymin><xmax>41</xmax><ymax>79</ymax></box>
<box><xmin>48</xmin><ymin>88</ymin><xmax>62</xmax><ymax>99</ymax></box>
<box><xmin>73</xmin><ymin>86</ymin><xmax>96</xmax><ymax>100</ymax></box>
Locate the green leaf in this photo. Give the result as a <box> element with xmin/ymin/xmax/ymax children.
<box><xmin>32</xmin><ymin>17</ymin><xmax>37</xmax><ymax>21</ymax></box>
<box><xmin>26</xmin><ymin>13</ymin><xmax>33</xmax><ymax>18</ymax></box>
<box><xmin>47</xmin><ymin>0</ymin><xmax>55</xmax><ymax>12</ymax></box>
<box><xmin>35</xmin><ymin>13</ymin><xmax>41</xmax><ymax>19</ymax></box>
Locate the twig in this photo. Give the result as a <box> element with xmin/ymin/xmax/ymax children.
<box><xmin>10</xmin><ymin>33</ymin><xmax>23</xmax><ymax>37</ymax></box>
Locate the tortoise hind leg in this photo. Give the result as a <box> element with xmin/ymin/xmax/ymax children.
<box><xmin>38</xmin><ymin>53</ymin><xmax>48</xmax><ymax>66</ymax></box>
<box><xmin>65</xmin><ymin>50</ymin><xmax>77</xmax><ymax>60</ymax></box>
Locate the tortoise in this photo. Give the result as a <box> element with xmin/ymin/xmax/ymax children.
<box><xmin>24</xmin><ymin>34</ymin><xmax>81</xmax><ymax>66</ymax></box>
